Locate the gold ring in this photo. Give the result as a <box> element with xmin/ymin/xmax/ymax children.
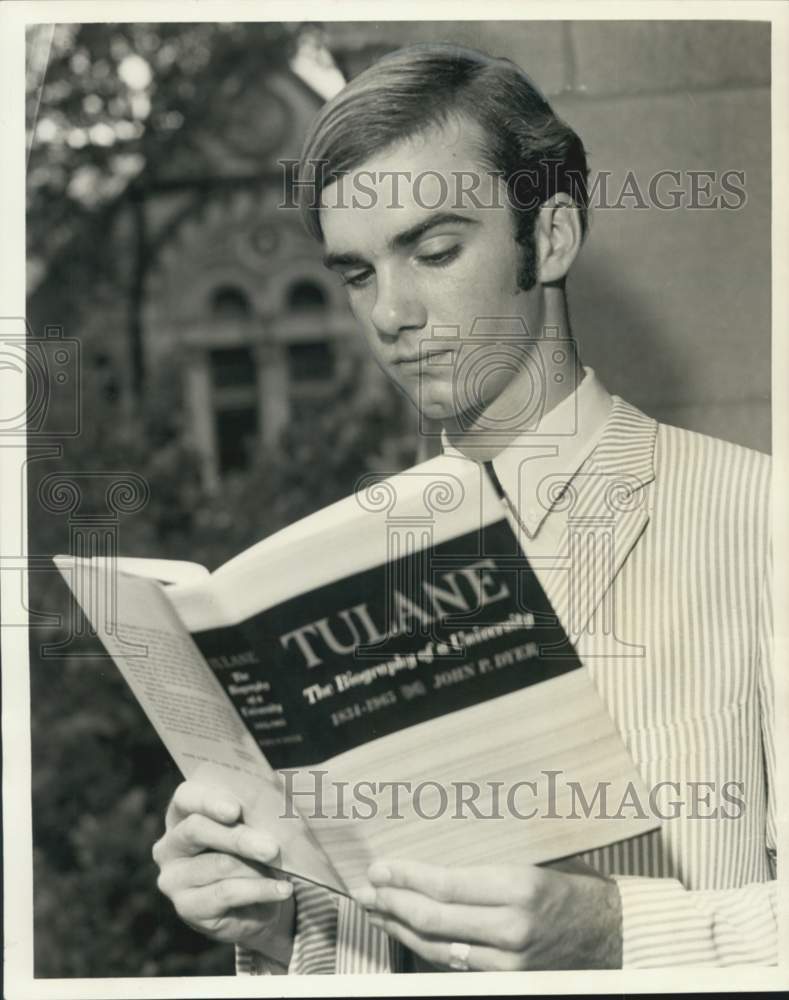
<box><xmin>448</xmin><ymin>941</ymin><xmax>471</xmax><ymax>971</ymax></box>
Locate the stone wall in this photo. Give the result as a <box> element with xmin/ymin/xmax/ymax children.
<box><xmin>326</xmin><ymin>20</ymin><xmax>772</xmax><ymax>452</ymax></box>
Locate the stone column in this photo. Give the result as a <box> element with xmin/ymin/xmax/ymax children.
<box><xmin>183</xmin><ymin>347</ymin><xmax>219</xmax><ymax>491</ymax></box>
<box><xmin>254</xmin><ymin>340</ymin><xmax>289</xmax><ymax>448</ymax></box>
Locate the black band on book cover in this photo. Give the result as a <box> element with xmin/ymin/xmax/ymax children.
<box><xmin>193</xmin><ymin>510</ymin><xmax>580</xmax><ymax>769</ymax></box>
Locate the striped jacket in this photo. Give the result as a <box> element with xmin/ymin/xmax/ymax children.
<box><xmin>239</xmin><ymin>394</ymin><xmax>776</xmax><ymax>972</ymax></box>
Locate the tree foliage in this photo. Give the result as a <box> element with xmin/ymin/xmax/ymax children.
<box><xmin>26</xmin><ymin>23</ymin><xmax>417</xmax><ymax>977</ymax></box>
<box><xmin>27</xmin><ymin>22</ymin><xmax>299</xmax><ymax>269</ymax></box>
<box><xmin>27</xmin><ymin>21</ymin><xmax>303</xmax><ymax>384</ymax></box>
<box><xmin>29</xmin><ymin>349</ymin><xmax>415</xmax><ymax>977</ymax></box>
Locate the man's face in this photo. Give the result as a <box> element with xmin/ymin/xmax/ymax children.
<box><xmin>319</xmin><ymin>118</ymin><xmax>544</xmax><ymax>428</ymax></box>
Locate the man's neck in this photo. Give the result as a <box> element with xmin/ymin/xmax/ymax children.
<box><xmin>444</xmin><ymin>296</ymin><xmax>581</xmax><ymax>461</ymax></box>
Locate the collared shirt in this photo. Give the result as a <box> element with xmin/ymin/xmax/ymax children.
<box><xmin>441</xmin><ymin>366</ymin><xmax>613</xmax><ymax>550</ymax></box>
<box><xmin>239</xmin><ymin>372</ymin><xmax>776</xmax><ymax>974</ymax></box>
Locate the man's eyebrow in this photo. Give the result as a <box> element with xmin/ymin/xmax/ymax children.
<box><xmin>390</xmin><ymin>211</ymin><xmax>478</xmax><ymax>250</ymax></box>
<box><xmin>322</xmin><ymin>251</ymin><xmax>367</xmax><ymax>271</ymax></box>
<box><xmin>322</xmin><ymin>212</ymin><xmax>478</xmax><ymax>271</ymax></box>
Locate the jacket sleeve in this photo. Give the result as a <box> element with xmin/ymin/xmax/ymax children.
<box><xmin>235</xmin><ymin>882</ymin><xmax>338</xmax><ymax>975</ymax></box>
<box><xmin>234</xmin><ymin>888</ymin><xmax>402</xmax><ymax>974</ymax></box>
<box><xmin>612</xmin><ymin>552</ymin><xmax>777</xmax><ymax>967</ymax></box>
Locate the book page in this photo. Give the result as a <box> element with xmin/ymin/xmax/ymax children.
<box><xmin>168</xmin><ymin>453</ymin><xmax>487</xmax><ymax>632</ymax></box>
<box><xmin>113</xmin><ymin>557</ymin><xmax>210</xmax><ymax>585</ymax></box>
<box><xmin>161</xmin><ymin>477</ymin><xmax>660</xmax><ymax>891</ymax></box>
<box><xmin>53</xmin><ymin>557</ymin><xmax>346</xmax><ymax>896</ymax></box>
<box><xmin>293</xmin><ymin>669</ymin><xmax>657</xmax><ymax>891</ymax></box>
<box><xmin>56</xmin><ymin>453</ymin><xmax>659</xmax><ymax>897</ymax></box>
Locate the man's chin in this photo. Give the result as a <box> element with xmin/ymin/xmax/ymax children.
<box><xmin>407</xmin><ymin>384</ymin><xmax>472</xmax><ymax>424</ymax></box>
<box><xmin>416</xmin><ymin>398</ymin><xmax>456</xmax><ymax>422</ymax></box>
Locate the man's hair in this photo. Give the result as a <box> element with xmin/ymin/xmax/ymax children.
<box><xmin>297</xmin><ymin>42</ymin><xmax>590</xmax><ymax>290</ymax></box>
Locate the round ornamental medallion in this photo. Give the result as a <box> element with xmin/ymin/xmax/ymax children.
<box><xmin>234</xmin><ymin>222</ymin><xmax>282</xmax><ymax>270</ymax></box>
<box><xmin>222</xmin><ymin>89</ymin><xmax>289</xmax><ymax>159</ymax></box>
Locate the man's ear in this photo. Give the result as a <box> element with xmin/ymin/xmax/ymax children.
<box><xmin>534</xmin><ymin>194</ymin><xmax>584</xmax><ymax>284</ymax></box>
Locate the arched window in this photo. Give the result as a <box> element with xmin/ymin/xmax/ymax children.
<box><xmin>286</xmin><ymin>279</ymin><xmax>327</xmax><ymax>311</ymax></box>
<box><xmin>211</xmin><ymin>284</ymin><xmax>252</xmax><ymax>319</ymax></box>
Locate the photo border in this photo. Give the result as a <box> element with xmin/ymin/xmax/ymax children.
<box><xmin>2</xmin><ymin>1</ymin><xmax>787</xmax><ymax>996</ymax></box>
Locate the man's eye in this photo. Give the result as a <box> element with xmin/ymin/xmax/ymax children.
<box><xmin>340</xmin><ymin>269</ymin><xmax>373</xmax><ymax>289</ymax></box>
<box><xmin>416</xmin><ymin>245</ymin><xmax>461</xmax><ymax>267</ymax></box>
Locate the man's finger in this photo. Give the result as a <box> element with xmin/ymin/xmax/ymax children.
<box><xmin>366</xmin><ymin>859</ymin><xmax>542</xmax><ymax>906</ymax></box>
<box><xmin>175</xmin><ymin>876</ymin><xmax>293</xmax><ymax>921</ymax></box>
<box><xmin>366</xmin><ymin>913</ymin><xmax>522</xmax><ymax>972</ymax></box>
<box><xmin>165</xmin><ymin>781</ymin><xmax>242</xmax><ymax>829</ymax></box>
<box><xmin>155</xmin><ymin>813</ymin><xmax>279</xmax><ymax>865</ymax></box>
<box><xmin>157</xmin><ymin>851</ymin><xmax>271</xmax><ymax>894</ymax></box>
<box><xmin>354</xmin><ymin>884</ymin><xmax>526</xmax><ymax>950</ymax></box>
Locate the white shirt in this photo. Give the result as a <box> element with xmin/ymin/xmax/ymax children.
<box><xmin>239</xmin><ymin>369</ymin><xmax>776</xmax><ymax>973</ymax></box>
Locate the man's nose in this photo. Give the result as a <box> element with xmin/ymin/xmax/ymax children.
<box><xmin>370</xmin><ymin>274</ymin><xmax>427</xmax><ymax>339</ymax></box>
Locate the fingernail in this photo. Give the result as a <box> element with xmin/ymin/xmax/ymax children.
<box><xmin>352</xmin><ymin>886</ymin><xmax>377</xmax><ymax>907</ymax></box>
<box><xmin>368</xmin><ymin>862</ymin><xmax>391</xmax><ymax>885</ymax></box>
<box><xmin>275</xmin><ymin>880</ymin><xmax>293</xmax><ymax>897</ymax></box>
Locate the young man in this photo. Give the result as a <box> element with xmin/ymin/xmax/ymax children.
<box><xmin>152</xmin><ymin>44</ymin><xmax>776</xmax><ymax>973</ymax></box>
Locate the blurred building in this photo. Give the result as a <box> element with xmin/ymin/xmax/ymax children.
<box><xmin>139</xmin><ymin>64</ymin><xmax>375</xmax><ymax>489</ymax></box>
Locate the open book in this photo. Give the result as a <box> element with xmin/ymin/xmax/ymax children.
<box><xmin>55</xmin><ymin>453</ymin><xmax>659</xmax><ymax>896</ymax></box>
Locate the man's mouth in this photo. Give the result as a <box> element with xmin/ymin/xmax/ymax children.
<box><xmin>392</xmin><ymin>349</ymin><xmax>454</xmax><ymax>371</ymax></box>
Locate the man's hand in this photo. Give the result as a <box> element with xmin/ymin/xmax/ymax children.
<box><xmin>152</xmin><ymin>780</ymin><xmax>295</xmax><ymax>956</ymax></box>
<box><xmin>351</xmin><ymin>858</ymin><xmax>622</xmax><ymax>971</ymax></box>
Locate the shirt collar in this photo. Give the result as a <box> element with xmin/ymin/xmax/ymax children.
<box><xmin>441</xmin><ymin>367</ymin><xmax>613</xmax><ymax>538</ymax></box>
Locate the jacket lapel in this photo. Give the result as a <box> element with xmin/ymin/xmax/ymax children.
<box><xmin>540</xmin><ymin>397</ymin><xmax>658</xmax><ymax>644</ymax></box>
